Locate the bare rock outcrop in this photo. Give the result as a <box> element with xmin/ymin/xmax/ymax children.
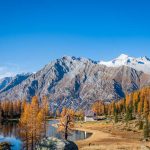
<box><xmin>0</xmin><ymin>56</ymin><xmax>150</xmax><ymax>111</ymax></box>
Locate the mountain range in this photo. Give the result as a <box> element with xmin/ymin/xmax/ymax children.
<box><xmin>99</xmin><ymin>54</ymin><xmax>150</xmax><ymax>74</ymax></box>
<box><xmin>0</xmin><ymin>54</ymin><xmax>150</xmax><ymax>111</ymax></box>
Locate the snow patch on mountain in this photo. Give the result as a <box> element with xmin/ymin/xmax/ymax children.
<box><xmin>99</xmin><ymin>54</ymin><xmax>150</xmax><ymax>74</ymax></box>
<box><xmin>0</xmin><ymin>55</ymin><xmax>150</xmax><ymax>110</ymax></box>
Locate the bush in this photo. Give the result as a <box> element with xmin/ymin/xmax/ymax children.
<box><xmin>114</xmin><ymin>113</ymin><xmax>118</xmax><ymax>123</ymax></box>
<box><xmin>139</xmin><ymin>121</ymin><xmax>143</xmax><ymax>130</ymax></box>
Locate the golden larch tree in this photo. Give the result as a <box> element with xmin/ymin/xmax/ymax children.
<box><xmin>58</xmin><ymin>108</ymin><xmax>75</xmax><ymax>140</ymax></box>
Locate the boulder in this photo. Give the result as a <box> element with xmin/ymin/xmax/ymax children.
<box><xmin>36</xmin><ymin>137</ymin><xmax>78</xmax><ymax>150</ymax></box>
<box><xmin>0</xmin><ymin>142</ymin><xmax>11</xmax><ymax>150</ymax></box>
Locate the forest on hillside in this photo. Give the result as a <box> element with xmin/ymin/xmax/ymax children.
<box><xmin>92</xmin><ymin>86</ymin><xmax>150</xmax><ymax>138</ymax></box>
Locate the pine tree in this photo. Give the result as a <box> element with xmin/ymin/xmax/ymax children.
<box><xmin>126</xmin><ymin>107</ymin><xmax>133</xmax><ymax>122</ymax></box>
<box><xmin>19</xmin><ymin>103</ymin><xmax>30</xmax><ymax>150</ymax></box>
<box><xmin>144</xmin><ymin>98</ymin><xmax>149</xmax><ymax>118</ymax></box>
<box><xmin>133</xmin><ymin>91</ymin><xmax>139</xmax><ymax>113</ymax></box>
<box><xmin>8</xmin><ymin>102</ymin><xmax>13</xmax><ymax>118</ymax></box>
<box><xmin>143</xmin><ymin>118</ymin><xmax>149</xmax><ymax>139</ymax></box>
<box><xmin>113</xmin><ymin>103</ymin><xmax>118</xmax><ymax>123</ymax></box>
<box><xmin>19</xmin><ymin>96</ymin><xmax>46</xmax><ymax>150</ymax></box>
<box><xmin>114</xmin><ymin>112</ymin><xmax>118</xmax><ymax>123</ymax></box>
<box><xmin>92</xmin><ymin>101</ymin><xmax>104</xmax><ymax>116</ymax></box>
<box><xmin>137</xmin><ymin>101</ymin><xmax>141</xmax><ymax>114</ymax></box>
<box><xmin>29</xmin><ymin>96</ymin><xmax>39</xmax><ymax>149</ymax></box>
<box><xmin>139</xmin><ymin>120</ymin><xmax>143</xmax><ymax>130</ymax></box>
<box><xmin>41</xmin><ymin>96</ymin><xmax>49</xmax><ymax>136</ymax></box>
<box><xmin>36</xmin><ymin>109</ymin><xmax>45</xmax><ymax>140</ymax></box>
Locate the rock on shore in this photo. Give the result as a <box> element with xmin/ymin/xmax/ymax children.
<box><xmin>36</xmin><ymin>137</ymin><xmax>78</xmax><ymax>150</ymax></box>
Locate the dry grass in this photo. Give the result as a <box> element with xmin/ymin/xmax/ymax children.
<box><xmin>80</xmin><ymin>145</ymin><xmax>150</xmax><ymax>150</ymax></box>
<box><xmin>74</xmin><ymin>121</ymin><xmax>150</xmax><ymax>150</ymax></box>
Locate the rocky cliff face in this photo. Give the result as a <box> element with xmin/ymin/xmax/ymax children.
<box><xmin>0</xmin><ymin>73</ymin><xmax>31</xmax><ymax>93</ymax></box>
<box><xmin>0</xmin><ymin>77</ymin><xmax>13</xmax><ymax>91</ymax></box>
<box><xmin>0</xmin><ymin>56</ymin><xmax>150</xmax><ymax>110</ymax></box>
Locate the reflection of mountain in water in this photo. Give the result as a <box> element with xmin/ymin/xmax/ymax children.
<box><xmin>0</xmin><ymin>120</ymin><xmax>92</xmax><ymax>149</ymax></box>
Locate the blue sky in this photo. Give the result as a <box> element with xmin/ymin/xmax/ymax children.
<box><xmin>0</xmin><ymin>0</ymin><xmax>150</xmax><ymax>77</ymax></box>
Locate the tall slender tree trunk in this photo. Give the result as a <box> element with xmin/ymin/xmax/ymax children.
<box><xmin>64</xmin><ymin>115</ymin><xmax>70</xmax><ymax>140</ymax></box>
<box><xmin>31</xmin><ymin>133</ymin><xmax>34</xmax><ymax>150</ymax></box>
<box><xmin>65</xmin><ymin>125</ymin><xmax>68</xmax><ymax>140</ymax></box>
<box><xmin>44</xmin><ymin>114</ymin><xmax>47</xmax><ymax>137</ymax></box>
<box><xmin>26</xmin><ymin>131</ymin><xmax>28</xmax><ymax>150</ymax></box>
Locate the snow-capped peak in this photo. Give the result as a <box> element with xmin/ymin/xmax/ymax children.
<box><xmin>99</xmin><ymin>54</ymin><xmax>150</xmax><ymax>74</ymax></box>
<box><xmin>117</xmin><ymin>54</ymin><xmax>129</xmax><ymax>59</ymax></box>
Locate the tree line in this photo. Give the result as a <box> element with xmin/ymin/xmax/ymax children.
<box><xmin>0</xmin><ymin>95</ymin><xmax>85</xmax><ymax>149</ymax></box>
<box><xmin>0</xmin><ymin>96</ymin><xmax>49</xmax><ymax>150</ymax></box>
<box><xmin>92</xmin><ymin>86</ymin><xmax>150</xmax><ymax>138</ymax></box>
<box><xmin>1</xmin><ymin>86</ymin><xmax>149</xmax><ymax>148</ymax></box>
<box><xmin>0</xmin><ymin>100</ymin><xmax>23</xmax><ymax>120</ymax></box>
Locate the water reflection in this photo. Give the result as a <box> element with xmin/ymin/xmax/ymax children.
<box><xmin>0</xmin><ymin>121</ymin><xmax>22</xmax><ymax>150</ymax></box>
<box><xmin>47</xmin><ymin>120</ymin><xmax>92</xmax><ymax>141</ymax></box>
<box><xmin>0</xmin><ymin>120</ymin><xmax>92</xmax><ymax>149</ymax></box>
<box><xmin>68</xmin><ymin>130</ymin><xmax>92</xmax><ymax>141</ymax></box>
<box><xmin>0</xmin><ymin>121</ymin><xmax>19</xmax><ymax>138</ymax></box>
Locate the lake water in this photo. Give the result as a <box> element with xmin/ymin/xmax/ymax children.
<box><xmin>0</xmin><ymin>120</ymin><xmax>92</xmax><ymax>149</ymax></box>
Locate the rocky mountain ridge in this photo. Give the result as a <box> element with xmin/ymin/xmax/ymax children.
<box><xmin>0</xmin><ymin>55</ymin><xmax>150</xmax><ymax>110</ymax></box>
<box><xmin>99</xmin><ymin>54</ymin><xmax>150</xmax><ymax>74</ymax></box>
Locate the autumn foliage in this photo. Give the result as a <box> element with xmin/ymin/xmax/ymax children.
<box><xmin>0</xmin><ymin>100</ymin><xmax>22</xmax><ymax>120</ymax></box>
<box><xmin>58</xmin><ymin>108</ymin><xmax>75</xmax><ymax>140</ymax></box>
<box><xmin>92</xmin><ymin>87</ymin><xmax>150</xmax><ymax>119</ymax></box>
<box><xmin>19</xmin><ymin>96</ymin><xmax>49</xmax><ymax>150</ymax></box>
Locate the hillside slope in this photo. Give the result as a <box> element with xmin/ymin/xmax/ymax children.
<box><xmin>0</xmin><ymin>56</ymin><xmax>150</xmax><ymax>110</ymax></box>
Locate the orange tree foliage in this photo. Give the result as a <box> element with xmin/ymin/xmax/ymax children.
<box><xmin>92</xmin><ymin>101</ymin><xmax>105</xmax><ymax>116</ymax></box>
<box><xmin>19</xmin><ymin>96</ymin><xmax>47</xmax><ymax>150</ymax></box>
<box><xmin>58</xmin><ymin>108</ymin><xmax>75</xmax><ymax>140</ymax></box>
<box><xmin>0</xmin><ymin>100</ymin><xmax>22</xmax><ymax>119</ymax></box>
<box><xmin>41</xmin><ymin>96</ymin><xmax>49</xmax><ymax>135</ymax></box>
<box><xmin>75</xmin><ymin>109</ymin><xmax>84</xmax><ymax>121</ymax></box>
<box><xmin>91</xmin><ymin>87</ymin><xmax>150</xmax><ymax>121</ymax></box>
<box><xmin>0</xmin><ymin>96</ymin><xmax>49</xmax><ymax>149</ymax></box>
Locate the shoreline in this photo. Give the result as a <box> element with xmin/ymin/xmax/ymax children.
<box><xmin>74</xmin><ymin>122</ymin><xmax>150</xmax><ymax>150</ymax></box>
<box><xmin>50</xmin><ymin>120</ymin><xmax>150</xmax><ymax>149</ymax></box>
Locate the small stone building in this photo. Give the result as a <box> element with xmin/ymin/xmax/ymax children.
<box><xmin>84</xmin><ymin>111</ymin><xmax>95</xmax><ymax>122</ymax></box>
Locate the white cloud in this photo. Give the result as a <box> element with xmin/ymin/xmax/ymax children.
<box><xmin>0</xmin><ymin>64</ymin><xmax>23</xmax><ymax>79</ymax></box>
